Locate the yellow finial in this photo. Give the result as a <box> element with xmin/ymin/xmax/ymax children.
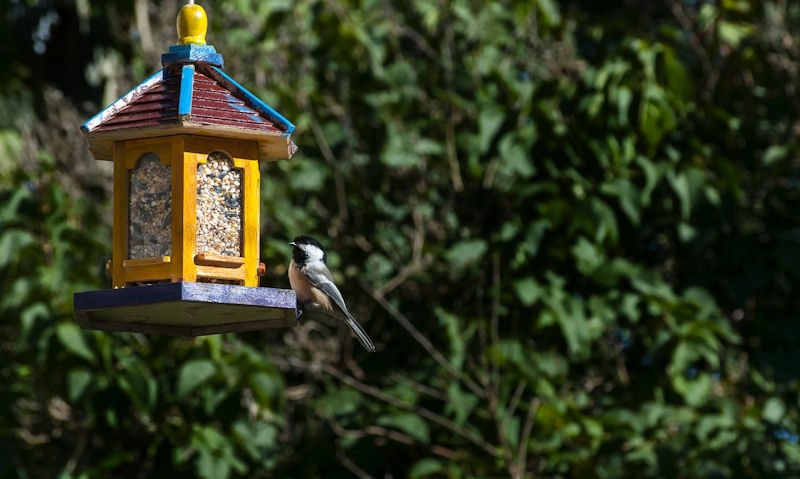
<box><xmin>177</xmin><ymin>1</ymin><xmax>207</xmax><ymax>45</ymax></box>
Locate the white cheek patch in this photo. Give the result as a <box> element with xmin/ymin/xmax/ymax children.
<box><xmin>301</xmin><ymin>244</ymin><xmax>326</xmax><ymax>264</ymax></box>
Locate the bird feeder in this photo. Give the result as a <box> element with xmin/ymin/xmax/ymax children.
<box><xmin>74</xmin><ymin>1</ymin><xmax>297</xmax><ymax>336</ymax></box>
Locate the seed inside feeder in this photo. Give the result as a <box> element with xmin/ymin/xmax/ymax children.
<box><xmin>196</xmin><ymin>152</ymin><xmax>242</xmax><ymax>256</ymax></box>
<box><xmin>128</xmin><ymin>154</ymin><xmax>172</xmax><ymax>259</ymax></box>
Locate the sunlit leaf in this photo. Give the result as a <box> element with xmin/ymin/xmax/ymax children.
<box><xmin>0</xmin><ymin>229</ymin><xmax>36</xmax><ymax>267</ymax></box>
<box><xmin>446</xmin><ymin>239</ymin><xmax>488</xmax><ymax>271</ymax></box>
<box><xmin>536</xmin><ymin>0</ymin><xmax>561</xmax><ymax>27</ymax></box>
<box><xmin>572</xmin><ymin>237</ymin><xmax>604</xmax><ymax>275</ymax></box>
<box><xmin>479</xmin><ymin>105</ymin><xmax>505</xmax><ymax>153</ymax></box>
<box><xmin>314</xmin><ymin>388</ymin><xmax>362</xmax><ymax>418</ymax></box>
<box><xmin>763</xmin><ymin>397</ymin><xmax>786</xmax><ymax>424</ymax></box>
<box><xmin>67</xmin><ymin>367</ymin><xmax>92</xmax><ymax>401</ymax></box>
<box><xmin>673</xmin><ymin>373</ymin><xmax>713</xmax><ymax>407</ymax></box>
<box><xmin>177</xmin><ymin>359</ymin><xmax>216</xmax><ymax>398</ymax></box>
<box><xmin>377</xmin><ymin>413</ymin><xmax>430</xmax><ymax>444</ymax></box>
<box><xmin>55</xmin><ymin>323</ymin><xmax>96</xmax><ymax>363</ymax></box>
<box><xmin>514</xmin><ymin>277</ymin><xmax>542</xmax><ymax>306</ymax></box>
<box><xmin>409</xmin><ymin>458</ymin><xmax>445</xmax><ymax>479</ymax></box>
<box><xmin>445</xmin><ymin>382</ymin><xmax>479</xmax><ymax>426</ymax></box>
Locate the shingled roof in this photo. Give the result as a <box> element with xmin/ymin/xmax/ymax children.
<box><xmin>82</xmin><ymin>44</ymin><xmax>296</xmax><ymax>161</ymax></box>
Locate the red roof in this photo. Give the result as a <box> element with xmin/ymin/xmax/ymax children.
<box><xmin>81</xmin><ymin>44</ymin><xmax>296</xmax><ymax>162</ymax></box>
<box><xmin>92</xmin><ymin>66</ymin><xmax>283</xmax><ymax>134</ymax></box>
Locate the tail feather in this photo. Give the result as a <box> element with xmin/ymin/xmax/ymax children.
<box><xmin>344</xmin><ymin>313</ymin><xmax>376</xmax><ymax>352</ymax></box>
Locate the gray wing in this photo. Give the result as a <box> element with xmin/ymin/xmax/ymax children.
<box><xmin>304</xmin><ymin>263</ymin><xmax>376</xmax><ymax>352</ymax></box>
<box><xmin>304</xmin><ymin>263</ymin><xmax>350</xmax><ymax>314</ymax></box>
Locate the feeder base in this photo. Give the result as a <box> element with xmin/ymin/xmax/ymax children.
<box><xmin>74</xmin><ymin>282</ymin><xmax>297</xmax><ymax>336</ymax></box>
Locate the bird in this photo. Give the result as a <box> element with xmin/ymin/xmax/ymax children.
<box><xmin>288</xmin><ymin>235</ymin><xmax>376</xmax><ymax>352</ymax></box>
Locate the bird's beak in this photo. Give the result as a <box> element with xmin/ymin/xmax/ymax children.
<box><xmin>288</xmin><ymin>242</ymin><xmax>296</xmax><ymax>247</ymax></box>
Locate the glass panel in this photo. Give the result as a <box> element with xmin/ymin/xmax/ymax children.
<box><xmin>128</xmin><ymin>153</ymin><xmax>172</xmax><ymax>259</ymax></box>
<box><xmin>196</xmin><ymin>152</ymin><xmax>242</xmax><ymax>256</ymax></box>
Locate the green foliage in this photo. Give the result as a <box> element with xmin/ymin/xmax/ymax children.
<box><xmin>2</xmin><ymin>0</ymin><xmax>800</xmax><ymax>477</ymax></box>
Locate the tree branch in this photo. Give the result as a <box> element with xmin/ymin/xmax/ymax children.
<box><xmin>361</xmin><ymin>282</ymin><xmax>484</xmax><ymax>398</ymax></box>
<box><xmin>516</xmin><ymin>398</ymin><xmax>541</xmax><ymax>478</ymax></box>
<box><xmin>321</xmin><ymin>362</ymin><xmax>497</xmax><ymax>457</ymax></box>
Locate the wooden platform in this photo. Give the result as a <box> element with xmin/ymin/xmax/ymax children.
<box><xmin>74</xmin><ymin>282</ymin><xmax>297</xmax><ymax>336</ymax></box>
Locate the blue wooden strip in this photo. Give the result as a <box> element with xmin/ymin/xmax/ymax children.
<box><xmin>181</xmin><ymin>282</ymin><xmax>297</xmax><ymax>309</ymax></box>
<box><xmin>178</xmin><ymin>64</ymin><xmax>195</xmax><ymax>116</ymax></box>
<box><xmin>210</xmin><ymin>66</ymin><xmax>295</xmax><ymax>135</ymax></box>
<box><xmin>74</xmin><ymin>282</ymin><xmax>297</xmax><ymax>311</ymax></box>
<box><xmin>74</xmin><ymin>282</ymin><xmax>184</xmax><ymax>310</ymax></box>
<box><xmin>161</xmin><ymin>44</ymin><xmax>223</xmax><ymax>68</ymax></box>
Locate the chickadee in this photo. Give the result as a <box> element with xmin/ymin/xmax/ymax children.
<box><xmin>288</xmin><ymin>235</ymin><xmax>376</xmax><ymax>352</ymax></box>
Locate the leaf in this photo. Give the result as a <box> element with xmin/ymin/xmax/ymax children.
<box><xmin>636</xmin><ymin>155</ymin><xmax>662</xmax><ymax>205</ymax></box>
<box><xmin>377</xmin><ymin>413</ymin><xmax>430</xmax><ymax>444</ymax></box>
<box><xmin>555</xmin><ymin>296</ymin><xmax>590</xmax><ymax>356</ymax></box>
<box><xmin>414</xmin><ymin>137</ymin><xmax>443</xmax><ymax>156</ymax></box>
<box><xmin>721</xmin><ymin>0</ymin><xmax>751</xmax><ymax>13</ymax></box>
<box><xmin>763</xmin><ymin>397</ymin><xmax>785</xmax><ymax>424</ymax></box>
<box><xmin>498</xmin><ymin>133</ymin><xmax>535</xmax><ymax>181</ymax></box>
<box><xmin>413</xmin><ymin>0</ymin><xmax>441</xmax><ymax>32</ymax></box>
<box><xmin>536</xmin><ymin>0</ymin><xmax>561</xmax><ymax>27</ymax></box>
<box><xmin>365</xmin><ymin>252</ymin><xmax>395</xmax><ymax>282</ymax></box>
<box><xmin>718</xmin><ymin>20</ymin><xmax>754</xmax><ymax>47</ymax></box>
<box><xmin>177</xmin><ymin>359</ymin><xmax>216</xmax><ymax>398</ymax></box>
<box><xmin>445</xmin><ymin>239</ymin><xmax>488</xmax><ymax>272</ymax></box>
<box><xmin>67</xmin><ymin>368</ymin><xmax>92</xmax><ymax>401</ymax></box>
<box><xmin>191</xmin><ymin>425</ymin><xmax>245</xmax><ymax>479</ymax></box>
<box><xmin>782</xmin><ymin>441</ymin><xmax>800</xmax><ymax>466</ymax></box>
<box><xmin>514</xmin><ymin>277</ymin><xmax>542</xmax><ymax>306</ymax></box>
<box><xmin>522</xmin><ymin>219</ymin><xmax>549</xmax><ymax>257</ymax></box>
<box><xmin>661</xmin><ymin>46</ymin><xmax>693</xmax><ymax>101</ymax></box>
<box><xmin>588</xmin><ymin>198</ymin><xmax>619</xmax><ymax>244</ymax></box>
<box><xmin>436</xmin><ymin>307</ymin><xmax>467</xmax><ymax>369</ymax></box>
<box><xmin>638</xmin><ymin>84</ymin><xmax>676</xmax><ymax>151</ymax></box>
<box><xmin>670</xmin><ymin>167</ymin><xmax>706</xmax><ymax>220</ymax></box>
<box><xmin>382</xmin><ymin>124</ymin><xmax>420</xmax><ymax>168</ymax></box>
<box><xmin>248</xmin><ymin>371</ymin><xmax>282</xmax><ymax>406</ymax></box>
<box><xmin>501</xmin><ymin>411</ymin><xmax>521</xmax><ymax>449</ymax></box>
<box><xmin>671</xmin><ymin>341</ymin><xmax>700</xmax><ymax>374</ymax></box>
<box><xmin>479</xmin><ymin>105</ymin><xmax>505</xmax><ymax>154</ymax></box>
<box><xmin>762</xmin><ymin>145</ymin><xmax>788</xmax><ymax>166</ymax></box>
<box><xmin>540</xmin><ymin>275</ymin><xmax>591</xmax><ymax>356</ymax></box>
<box><xmin>119</xmin><ymin>367</ymin><xmax>158</xmax><ymax>413</ymax></box>
<box><xmin>409</xmin><ymin>458</ymin><xmax>445</xmax><ymax>479</ymax></box>
<box><xmin>600</xmin><ymin>178</ymin><xmax>641</xmax><ymax>225</ymax></box>
<box><xmin>382</xmin><ymin>60</ymin><xmax>418</xmax><ymax>86</ymax></box>
<box><xmin>618</xmin><ymin>293</ymin><xmax>641</xmax><ymax>323</ymax></box>
<box><xmin>616</xmin><ymin>86</ymin><xmax>633</xmax><ymax>126</ymax></box>
<box><xmin>678</xmin><ymin>222</ymin><xmax>697</xmax><ymax>242</ymax></box>
<box><xmin>445</xmin><ymin>382</ymin><xmax>479</xmax><ymax>426</ymax></box>
<box><xmin>314</xmin><ymin>388</ymin><xmax>362</xmax><ymax>418</ymax></box>
<box><xmin>673</xmin><ymin>373</ymin><xmax>712</xmax><ymax>407</ymax></box>
<box><xmin>532</xmin><ymin>350</ymin><xmax>568</xmax><ymax>378</ymax></box>
<box><xmin>572</xmin><ymin>237</ymin><xmax>604</xmax><ymax>275</ymax></box>
<box><xmin>0</xmin><ymin>187</ymin><xmax>32</xmax><ymax>223</ymax></box>
<box><xmin>20</xmin><ymin>302</ymin><xmax>49</xmax><ymax>344</ymax></box>
<box><xmin>233</xmin><ymin>420</ymin><xmax>278</xmax><ymax>461</ymax></box>
<box><xmin>56</xmin><ymin>323</ymin><xmax>96</xmax><ymax>363</ymax></box>
<box><xmin>290</xmin><ymin>159</ymin><xmax>327</xmax><ymax>191</ymax></box>
<box><xmin>0</xmin><ymin>229</ymin><xmax>36</xmax><ymax>267</ymax></box>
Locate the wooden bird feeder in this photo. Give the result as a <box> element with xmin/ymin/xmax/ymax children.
<box><xmin>74</xmin><ymin>1</ymin><xmax>297</xmax><ymax>336</ymax></box>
